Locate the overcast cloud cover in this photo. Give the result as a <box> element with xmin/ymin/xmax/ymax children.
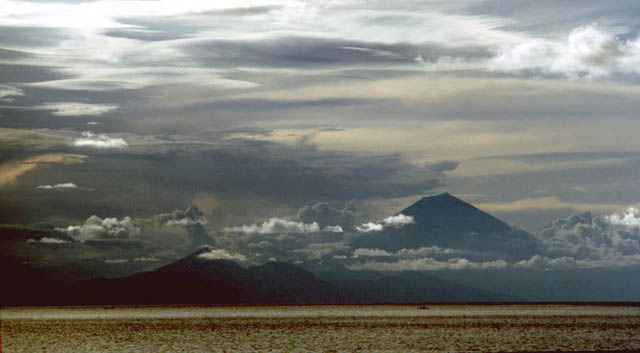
<box><xmin>2</xmin><ymin>0</ymin><xmax>640</xmax><ymax>275</ymax></box>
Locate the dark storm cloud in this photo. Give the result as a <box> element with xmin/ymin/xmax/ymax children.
<box><xmin>0</xmin><ymin>204</ymin><xmax>219</xmax><ymax>278</ymax></box>
<box><xmin>513</xmin><ymin>209</ymin><xmax>640</xmax><ymax>269</ymax></box>
<box><xmin>0</xmin><ymin>128</ymin><xmax>456</xmax><ymax>228</ymax></box>
<box><xmin>296</xmin><ymin>201</ymin><xmax>361</xmax><ymax>232</ymax></box>
<box><xmin>147</xmin><ymin>204</ymin><xmax>214</xmax><ymax>249</ymax></box>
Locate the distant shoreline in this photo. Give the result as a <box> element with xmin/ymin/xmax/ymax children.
<box><xmin>3</xmin><ymin>301</ymin><xmax>640</xmax><ymax>310</ymax></box>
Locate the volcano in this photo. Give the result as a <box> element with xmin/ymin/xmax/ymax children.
<box><xmin>350</xmin><ymin>193</ymin><xmax>538</xmax><ymax>260</ymax></box>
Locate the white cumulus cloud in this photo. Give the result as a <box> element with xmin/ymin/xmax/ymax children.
<box><xmin>36</xmin><ymin>182</ymin><xmax>78</xmax><ymax>190</ymax></box>
<box><xmin>59</xmin><ymin>215</ymin><xmax>140</xmax><ymax>241</ymax></box>
<box><xmin>197</xmin><ymin>249</ymin><xmax>247</xmax><ymax>262</ymax></box>
<box><xmin>491</xmin><ymin>24</ymin><xmax>640</xmax><ymax>79</ymax></box>
<box><xmin>224</xmin><ymin>218</ymin><xmax>320</xmax><ymax>234</ymax></box>
<box><xmin>356</xmin><ymin>222</ymin><xmax>384</xmax><ymax>233</ymax></box>
<box><xmin>166</xmin><ymin>217</ymin><xmax>207</xmax><ymax>227</ymax></box>
<box><xmin>353</xmin><ymin>248</ymin><xmax>392</xmax><ymax>258</ymax></box>
<box><xmin>356</xmin><ymin>213</ymin><xmax>414</xmax><ymax>233</ymax></box>
<box><xmin>605</xmin><ymin>207</ymin><xmax>640</xmax><ymax>227</ymax></box>
<box><xmin>72</xmin><ymin>131</ymin><xmax>128</xmax><ymax>149</ymax></box>
<box><xmin>382</xmin><ymin>214</ymin><xmax>415</xmax><ymax>227</ymax></box>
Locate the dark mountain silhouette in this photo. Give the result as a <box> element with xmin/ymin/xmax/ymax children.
<box><xmin>55</xmin><ymin>248</ymin><xmax>336</xmax><ymax>305</ymax></box>
<box><xmin>27</xmin><ymin>247</ymin><xmax>517</xmax><ymax>306</ymax></box>
<box><xmin>351</xmin><ymin>193</ymin><xmax>538</xmax><ymax>260</ymax></box>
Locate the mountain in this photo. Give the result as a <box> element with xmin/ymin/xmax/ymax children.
<box><xmin>21</xmin><ymin>247</ymin><xmax>516</xmax><ymax>306</ymax></box>
<box><xmin>56</xmin><ymin>248</ymin><xmax>337</xmax><ymax>305</ymax></box>
<box><xmin>350</xmin><ymin>193</ymin><xmax>538</xmax><ymax>260</ymax></box>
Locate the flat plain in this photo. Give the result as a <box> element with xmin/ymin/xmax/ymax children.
<box><xmin>2</xmin><ymin>304</ymin><xmax>640</xmax><ymax>352</ymax></box>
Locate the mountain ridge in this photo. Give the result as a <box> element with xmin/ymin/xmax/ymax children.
<box><xmin>11</xmin><ymin>246</ymin><xmax>518</xmax><ymax>306</ymax></box>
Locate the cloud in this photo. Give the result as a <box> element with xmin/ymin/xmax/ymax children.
<box><xmin>515</xmin><ymin>254</ymin><xmax>640</xmax><ymax>270</ymax></box>
<box><xmin>59</xmin><ymin>215</ymin><xmax>140</xmax><ymax>241</ymax></box>
<box><xmin>0</xmin><ymin>84</ymin><xmax>23</xmax><ymax>102</ymax></box>
<box><xmin>33</xmin><ymin>102</ymin><xmax>119</xmax><ymax>117</ymax></box>
<box><xmin>356</xmin><ymin>222</ymin><xmax>384</xmax><ymax>233</ymax></box>
<box><xmin>154</xmin><ymin>204</ymin><xmax>207</xmax><ymax>226</ymax></box>
<box><xmin>346</xmin><ymin>206</ymin><xmax>640</xmax><ymax>271</ymax></box>
<box><xmin>476</xmin><ymin>196</ymin><xmax>635</xmax><ymax>214</ymax></box>
<box><xmin>164</xmin><ymin>212</ymin><xmax>207</xmax><ymax>228</ymax></box>
<box><xmin>294</xmin><ymin>242</ymin><xmax>350</xmax><ymax>260</ymax></box>
<box><xmin>356</xmin><ymin>213</ymin><xmax>414</xmax><ymax>233</ymax></box>
<box><xmin>133</xmin><ymin>257</ymin><xmax>160</xmax><ymax>262</ymax></box>
<box><xmin>381</xmin><ymin>214</ymin><xmax>415</xmax><ymax>227</ymax></box>
<box><xmin>149</xmin><ymin>205</ymin><xmax>213</xmax><ymax>249</ymax></box>
<box><xmin>297</xmin><ymin>201</ymin><xmax>359</xmax><ymax>231</ymax></box>
<box><xmin>394</xmin><ymin>246</ymin><xmax>465</xmax><ymax>259</ymax></box>
<box><xmin>0</xmin><ymin>153</ymin><xmax>86</xmax><ymax>187</ymax></box>
<box><xmin>605</xmin><ymin>207</ymin><xmax>640</xmax><ymax>227</ymax></box>
<box><xmin>224</xmin><ymin>218</ymin><xmax>321</xmax><ymax>234</ymax></box>
<box><xmin>72</xmin><ymin>131</ymin><xmax>128</xmax><ymax>149</ymax></box>
<box><xmin>491</xmin><ymin>24</ymin><xmax>640</xmax><ymax>79</ymax></box>
<box><xmin>533</xmin><ymin>209</ymin><xmax>640</xmax><ymax>268</ymax></box>
<box><xmin>324</xmin><ymin>225</ymin><xmax>343</xmax><ymax>233</ymax></box>
<box><xmin>27</xmin><ymin>237</ymin><xmax>69</xmax><ymax>244</ymax></box>
<box><xmin>353</xmin><ymin>248</ymin><xmax>392</xmax><ymax>258</ymax></box>
<box><xmin>166</xmin><ymin>218</ymin><xmax>206</xmax><ymax>226</ymax></box>
<box><xmin>197</xmin><ymin>248</ymin><xmax>247</xmax><ymax>262</ymax></box>
<box><xmin>36</xmin><ymin>182</ymin><xmax>78</xmax><ymax>190</ymax></box>
<box><xmin>348</xmin><ymin>257</ymin><xmax>508</xmax><ymax>271</ymax></box>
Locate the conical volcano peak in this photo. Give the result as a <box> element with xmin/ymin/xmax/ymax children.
<box><xmin>351</xmin><ymin>191</ymin><xmax>529</xmax><ymax>253</ymax></box>
<box><xmin>420</xmin><ymin>192</ymin><xmax>464</xmax><ymax>203</ymax></box>
<box><xmin>401</xmin><ymin>193</ymin><xmax>476</xmax><ymax>216</ymax></box>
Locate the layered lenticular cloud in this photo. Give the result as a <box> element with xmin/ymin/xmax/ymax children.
<box><xmin>0</xmin><ymin>84</ymin><xmax>23</xmax><ymax>102</ymax></box>
<box><xmin>34</xmin><ymin>102</ymin><xmax>119</xmax><ymax>117</ymax></box>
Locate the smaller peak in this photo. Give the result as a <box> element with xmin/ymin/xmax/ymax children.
<box><xmin>190</xmin><ymin>245</ymin><xmax>215</xmax><ymax>256</ymax></box>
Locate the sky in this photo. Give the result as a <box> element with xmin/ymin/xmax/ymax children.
<box><xmin>2</xmin><ymin>0</ymin><xmax>640</xmax><ymax>273</ymax></box>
